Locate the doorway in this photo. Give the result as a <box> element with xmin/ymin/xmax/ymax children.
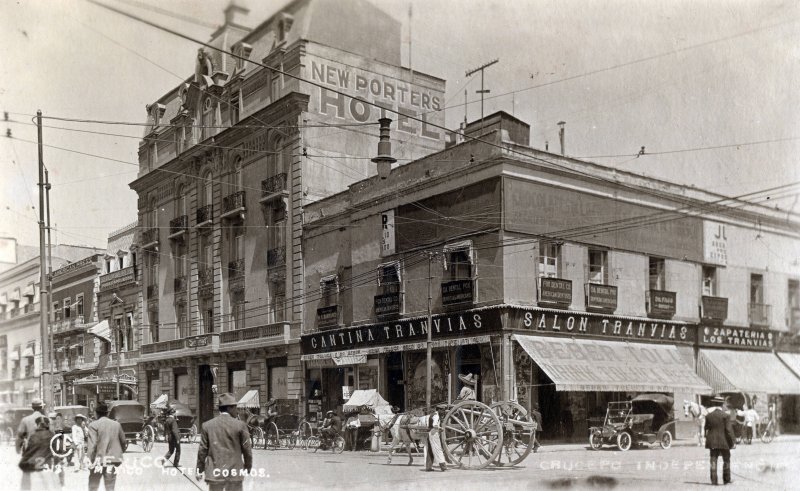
<box><xmin>198</xmin><ymin>365</ymin><xmax>215</xmax><ymax>426</ymax></box>
<box><xmin>386</xmin><ymin>352</ymin><xmax>404</xmax><ymax>411</ymax></box>
<box><xmin>537</xmin><ymin>369</ymin><xmax>562</xmax><ymax>440</ymax></box>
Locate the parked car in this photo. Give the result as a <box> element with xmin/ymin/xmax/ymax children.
<box><xmin>589</xmin><ymin>394</ymin><xmax>676</xmax><ymax>451</ymax></box>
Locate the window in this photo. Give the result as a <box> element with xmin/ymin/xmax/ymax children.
<box><xmin>147</xmin><ymin>253</ymin><xmax>158</xmax><ymax>287</ymax></box>
<box><xmin>538</xmin><ymin>242</ymin><xmax>561</xmax><ymax>278</ymax></box>
<box><xmin>444</xmin><ymin>242</ymin><xmax>473</xmax><ymax>281</ymax></box>
<box><xmin>702</xmin><ymin>266</ymin><xmax>717</xmax><ymax>296</ymax></box>
<box><xmin>115</xmin><ymin>317</ymin><xmax>124</xmax><ymax>351</ymax></box>
<box><xmin>202</xmin><ymin>300</ymin><xmax>214</xmax><ymax>333</ymax></box>
<box><xmin>148</xmin><ymin>200</ymin><xmax>158</xmax><ymax>229</ymax></box>
<box><xmin>202</xmin><ymin>173</ymin><xmax>213</xmax><ymax>207</ymax></box>
<box><xmin>53</xmin><ymin>301</ymin><xmax>60</xmax><ymax>322</ymax></box>
<box><xmin>64</xmin><ymin>298</ymin><xmax>71</xmax><ymax>319</ymax></box>
<box><xmin>148</xmin><ymin>308</ymin><xmax>159</xmax><ymax>344</ymax></box>
<box><xmin>125</xmin><ymin>312</ymin><xmax>134</xmax><ymax>350</ymax></box>
<box><xmin>750</xmin><ymin>274</ymin><xmax>764</xmax><ymax>304</ymax></box>
<box><xmin>174</xmin><ymin>242</ymin><xmax>187</xmax><ymax>279</ymax></box>
<box><xmin>230</xmin><ymin>91</ymin><xmax>240</xmax><ymax>125</ymax></box>
<box><xmin>177</xmin><ymin>187</ymin><xmax>187</xmax><ymax>218</ymax></box>
<box><xmin>177</xmin><ymin>303</ymin><xmax>189</xmax><ymax>338</ymax></box>
<box><xmin>648</xmin><ymin>257</ymin><xmax>665</xmax><ymax>290</ymax></box>
<box><xmin>228</xmin><ymin>365</ymin><xmax>247</xmax><ymax>402</ymax></box>
<box><xmin>378</xmin><ymin>262</ymin><xmax>401</xmax><ymax>293</ymax></box>
<box><xmin>201</xmin><ymin>97</ymin><xmax>213</xmax><ymax>140</ymax></box>
<box><xmin>75</xmin><ymin>294</ymin><xmax>84</xmax><ymax>318</ymax></box>
<box><xmin>269</xmin><ymin>365</ymin><xmax>287</xmax><ymax>399</ymax></box>
<box><xmin>320</xmin><ymin>276</ymin><xmax>338</xmax><ymax>307</ymax></box>
<box><xmin>789</xmin><ymin>280</ymin><xmax>800</xmax><ymax>309</ymax></box>
<box><xmin>588</xmin><ymin>249</ymin><xmax>608</xmax><ymax>284</ymax></box>
<box><xmin>232</xmin><ymin>291</ymin><xmax>245</xmax><ymax>329</ymax></box>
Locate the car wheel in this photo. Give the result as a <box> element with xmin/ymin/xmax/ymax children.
<box><xmin>616</xmin><ymin>432</ymin><xmax>632</xmax><ymax>451</ymax></box>
<box><xmin>589</xmin><ymin>429</ymin><xmax>603</xmax><ymax>450</ymax></box>
<box><xmin>659</xmin><ymin>431</ymin><xmax>672</xmax><ymax>449</ymax></box>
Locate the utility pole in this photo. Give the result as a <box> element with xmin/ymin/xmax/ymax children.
<box><xmin>465</xmin><ymin>59</ymin><xmax>499</xmax><ymax>131</ymax></box>
<box><xmin>425</xmin><ymin>251</ymin><xmax>435</xmax><ymax>412</ymax></box>
<box><xmin>45</xmin><ymin>169</ymin><xmax>56</xmax><ymax>405</ymax></box>
<box><xmin>37</xmin><ymin>110</ymin><xmax>51</xmax><ymax>407</ymax></box>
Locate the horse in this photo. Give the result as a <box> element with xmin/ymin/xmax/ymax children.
<box><xmin>376</xmin><ymin>412</ymin><xmax>431</xmax><ymax>465</ymax></box>
<box><xmin>683</xmin><ymin>400</ymin><xmax>707</xmax><ymax>446</ymax></box>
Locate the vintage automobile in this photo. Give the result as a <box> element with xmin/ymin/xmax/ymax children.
<box><xmin>107</xmin><ymin>400</ymin><xmax>151</xmax><ymax>452</ymax></box>
<box><xmin>589</xmin><ymin>394</ymin><xmax>676</xmax><ymax>451</ymax></box>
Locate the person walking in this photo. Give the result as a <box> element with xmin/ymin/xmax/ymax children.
<box><xmin>86</xmin><ymin>401</ymin><xmax>126</xmax><ymax>491</ymax></box>
<box><xmin>531</xmin><ymin>403</ymin><xmax>543</xmax><ymax>452</ymax></box>
<box><xmin>72</xmin><ymin>414</ymin><xmax>87</xmax><ymax>472</ymax></box>
<box><xmin>196</xmin><ymin>393</ymin><xmax>253</xmax><ymax>491</ymax></box>
<box><xmin>456</xmin><ymin>373</ymin><xmax>478</xmax><ymax>401</ymax></box>
<box><xmin>704</xmin><ymin>396</ymin><xmax>736</xmax><ymax>485</ymax></box>
<box><xmin>424</xmin><ymin>404</ymin><xmax>448</xmax><ymax>472</ymax></box>
<box><xmin>162</xmin><ymin>405</ymin><xmax>181</xmax><ymax>467</ymax></box>
<box><xmin>16</xmin><ymin>398</ymin><xmax>46</xmax><ymax>454</ymax></box>
<box><xmin>18</xmin><ymin>416</ymin><xmax>59</xmax><ymax>491</ymax></box>
<box><xmin>743</xmin><ymin>405</ymin><xmax>759</xmax><ymax>444</ymax></box>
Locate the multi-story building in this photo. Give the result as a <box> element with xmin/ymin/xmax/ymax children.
<box><xmin>130</xmin><ymin>0</ymin><xmax>446</xmax><ymax>424</ymax></box>
<box><xmin>300</xmin><ymin>112</ymin><xmax>800</xmax><ymax>438</ymax></box>
<box><xmin>0</xmin><ymin>243</ymin><xmax>103</xmax><ymax>407</ymax></box>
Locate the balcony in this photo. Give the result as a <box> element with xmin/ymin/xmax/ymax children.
<box><xmin>198</xmin><ymin>267</ymin><xmax>214</xmax><ymax>298</ymax></box>
<box><xmin>174</xmin><ymin>275</ymin><xmax>187</xmax><ymax>293</ymax></box>
<box><xmin>220</xmin><ymin>322</ymin><xmax>290</xmax><ymax>345</ymax></box>
<box><xmin>267</xmin><ymin>247</ymin><xmax>286</xmax><ymax>269</ymax></box>
<box><xmin>51</xmin><ymin>315</ymin><xmax>86</xmax><ymax>334</ymax></box>
<box><xmin>141</xmin><ymin>227</ymin><xmax>159</xmax><ymax>248</ymax></box>
<box><xmin>146</xmin><ymin>283</ymin><xmax>159</xmax><ymax>300</ymax></box>
<box><xmin>790</xmin><ymin>307</ymin><xmax>800</xmax><ymax>332</ymax></box>
<box><xmin>221</xmin><ymin>191</ymin><xmax>246</xmax><ymax>219</ymax></box>
<box><xmin>260</xmin><ymin>173</ymin><xmax>288</xmax><ymax>202</ymax></box>
<box><xmin>140</xmin><ymin>333</ymin><xmax>220</xmax><ymax>359</ymax></box>
<box><xmin>749</xmin><ymin>303</ymin><xmax>772</xmax><ymax>327</ymax></box>
<box><xmin>169</xmin><ymin>215</ymin><xmax>189</xmax><ymax>239</ymax></box>
<box><xmin>99</xmin><ymin>266</ymin><xmax>136</xmax><ymax>291</ymax></box>
<box><xmin>196</xmin><ymin>205</ymin><xmax>213</xmax><ymax>226</ymax></box>
<box><xmin>228</xmin><ymin>258</ymin><xmax>245</xmax><ymax>279</ymax></box>
<box><xmin>23</xmin><ymin>303</ymin><xmax>39</xmax><ymax>314</ymax></box>
<box><xmin>99</xmin><ymin>350</ymin><xmax>140</xmax><ymax>368</ymax></box>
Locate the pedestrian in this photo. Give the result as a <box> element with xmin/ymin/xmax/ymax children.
<box><xmin>704</xmin><ymin>396</ymin><xmax>736</xmax><ymax>485</ymax></box>
<box><xmin>72</xmin><ymin>414</ymin><xmax>87</xmax><ymax>472</ymax></box>
<box><xmin>196</xmin><ymin>393</ymin><xmax>253</xmax><ymax>491</ymax></box>
<box><xmin>531</xmin><ymin>403</ymin><xmax>543</xmax><ymax>452</ymax></box>
<box><xmin>743</xmin><ymin>405</ymin><xmax>759</xmax><ymax>444</ymax></box>
<box><xmin>86</xmin><ymin>401</ymin><xmax>126</xmax><ymax>491</ymax></box>
<box><xmin>16</xmin><ymin>398</ymin><xmax>46</xmax><ymax>453</ymax></box>
<box><xmin>425</xmin><ymin>403</ymin><xmax>448</xmax><ymax>472</ymax></box>
<box><xmin>319</xmin><ymin>410</ymin><xmax>342</xmax><ymax>449</ymax></box>
<box><xmin>344</xmin><ymin>409</ymin><xmax>360</xmax><ymax>451</ymax></box>
<box><xmin>456</xmin><ymin>373</ymin><xmax>478</xmax><ymax>401</ymax></box>
<box><xmin>18</xmin><ymin>416</ymin><xmax>59</xmax><ymax>491</ymax></box>
<box><xmin>163</xmin><ymin>405</ymin><xmax>181</xmax><ymax>467</ymax></box>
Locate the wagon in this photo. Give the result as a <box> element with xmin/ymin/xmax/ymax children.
<box><xmin>588</xmin><ymin>394</ymin><xmax>676</xmax><ymax>451</ymax></box>
<box><xmin>146</xmin><ymin>397</ymin><xmax>198</xmax><ymax>443</ymax></box>
<box><xmin>107</xmin><ymin>400</ymin><xmax>150</xmax><ymax>452</ymax></box>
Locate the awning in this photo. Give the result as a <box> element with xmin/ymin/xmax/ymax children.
<box><xmin>301</xmin><ymin>335</ymin><xmax>492</xmax><ymax>362</ymax></box>
<box><xmin>514</xmin><ymin>334</ymin><xmax>712</xmax><ymax>394</ymax></box>
<box><xmin>150</xmin><ymin>393</ymin><xmax>168</xmax><ymax>408</ymax></box>
<box><xmin>237</xmin><ymin>389</ymin><xmax>260</xmax><ymax>409</ymax></box>
<box><xmin>9</xmin><ymin>350</ymin><xmax>20</xmax><ymax>361</ymax></box>
<box><xmin>22</xmin><ymin>347</ymin><xmax>34</xmax><ymax>358</ymax></box>
<box><xmin>699</xmin><ymin>349</ymin><xmax>800</xmax><ymax>395</ymax></box>
<box><xmin>778</xmin><ymin>352</ymin><xmax>800</xmax><ymax>378</ymax></box>
<box><xmin>0</xmin><ymin>294</ymin><xmax>7</xmax><ymax>305</ymax></box>
<box><xmin>88</xmin><ymin>320</ymin><xmax>111</xmax><ymax>342</ymax></box>
<box><xmin>343</xmin><ymin>389</ymin><xmax>391</xmax><ymax>413</ymax></box>
<box><xmin>23</xmin><ymin>284</ymin><xmax>34</xmax><ymax>297</ymax></box>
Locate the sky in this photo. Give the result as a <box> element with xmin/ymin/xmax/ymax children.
<box><xmin>0</xmin><ymin>0</ymin><xmax>798</xmax><ymax>249</ymax></box>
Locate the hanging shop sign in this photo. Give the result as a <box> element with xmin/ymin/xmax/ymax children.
<box><xmin>441</xmin><ymin>279</ymin><xmax>473</xmax><ymax>306</ymax></box>
<box><xmin>701</xmin><ymin>296</ymin><xmax>728</xmax><ymax>323</ymax></box>
<box><xmin>698</xmin><ymin>325</ymin><xmax>775</xmax><ymax>350</ymax></box>
<box><xmin>316</xmin><ymin>305</ymin><xmax>340</xmax><ymax>328</ymax></box>
<box><xmin>647</xmin><ymin>290</ymin><xmax>676</xmax><ymax>318</ymax></box>
<box><xmin>380</xmin><ymin>210</ymin><xmax>396</xmax><ymax>257</ymax></box>
<box><xmin>703</xmin><ymin>221</ymin><xmax>728</xmax><ymax>266</ymax></box>
<box><xmin>511</xmin><ymin>307</ymin><xmax>695</xmax><ymax>344</ymax></box>
<box><xmin>301</xmin><ymin>307</ymin><xmax>502</xmax><ymax>355</ymax></box>
<box><xmin>539</xmin><ymin>278</ymin><xmax>572</xmax><ymax>306</ymax></box>
<box><xmin>374</xmin><ymin>292</ymin><xmax>401</xmax><ymax>317</ymax></box>
<box><xmin>586</xmin><ymin>283</ymin><xmax>618</xmax><ymax>312</ymax></box>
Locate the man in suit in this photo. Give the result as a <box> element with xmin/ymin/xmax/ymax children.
<box><xmin>86</xmin><ymin>402</ymin><xmax>127</xmax><ymax>491</ymax></box>
<box><xmin>704</xmin><ymin>396</ymin><xmax>736</xmax><ymax>485</ymax></box>
<box><xmin>196</xmin><ymin>393</ymin><xmax>253</xmax><ymax>491</ymax></box>
<box><xmin>16</xmin><ymin>398</ymin><xmax>45</xmax><ymax>454</ymax></box>
<box><xmin>162</xmin><ymin>405</ymin><xmax>181</xmax><ymax>467</ymax></box>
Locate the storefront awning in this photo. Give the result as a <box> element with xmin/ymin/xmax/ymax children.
<box><xmin>777</xmin><ymin>352</ymin><xmax>800</xmax><ymax>378</ymax></box>
<box><xmin>301</xmin><ymin>335</ymin><xmax>492</xmax><ymax>362</ymax></box>
<box><xmin>514</xmin><ymin>334</ymin><xmax>712</xmax><ymax>394</ymax></box>
<box><xmin>22</xmin><ymin>347</ymin><xmax>34</xmax><ymax>358</ymax></box>
<box><xmin>88</xmin><ymin>320</ymin><xmax>111</xmax><ymax>342</ymax></box>
<box><xmin>237</xmin><ymin>389</ymin><xmax>260</xmax><ymax>409</ymax></box>
<box><xmin>699</xmin><ymin>349</ymin><xmax>800</xmax><ymax>395</ymax></box>
<box><xmin>150</xmin><ymin>393</ymin><xmax>168</xmax><ymax>408</ymax></box>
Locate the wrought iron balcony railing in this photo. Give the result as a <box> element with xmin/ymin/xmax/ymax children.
<box><xmin>147</xmin><ymin>283</ymin><xmax>159</xmax><ymax>300</ymax></box>
<box><xmin>174</xmin><ymin>275</ymin><xmax>187</xmax><ymax>293</ymax></box>
<box><xmin>142</xmin><ymin>227</ymin><xmax>159</xmax><ymax>246</ymax></box>
<box><xmin>169</xmin><ymin>215</ymin><xmax>189</xmax><ymax>235</ymax></box>
<box><xmin>228</xmin><ymin>259</ymin><xmax>245</xmax><ymax>279</ymax></box>
<box><xmin>196</xmin><ymin>205</ymin><xmax>212</xmax><ymax>225</ymax></box>
<box><xmin>199</xmin><ymin>268</ymin><xmax>214</xmax><ymax>286</ymax></box>
<box><xmin>267</xmin><ymin>247</ymin><xmax>286</xmax><ymax>268</ymax></box>
<box><xmin>261</xmin><ymin>173</ymin><xmax>287</xmax><ymax>198</ymax></box>
<box><xmin>748</xmin><ymin>303</ymin><xmax>772</xmax><ymax>327</ymax></box>
<box><xmin>222</xmin><ymin>191</ymin><xmax>246</xmax><ymax>215</ymax></box>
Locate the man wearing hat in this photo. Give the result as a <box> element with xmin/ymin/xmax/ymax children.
<box><xmin>319</xmin><ymin>410</ymin><xmax>342</xmax><ymax>449</ymax></box>
<box><xmin>425</xmin><ymin>404</ymin><xmax>448</xmax><ymax>472</ymax></box>
<box><xmin>71</xmin><ymin>413</ymin><xmax>87</xmax><ymax>471</ymax></box>
<box><xmin>196</xmin><ymin>393</ymin><xmax>253</xmax><ymax>491</ymax></box>
<box><xmin>18</xmin><ymin>416</ymin><xmax>57</xmax><ymax>490</ymax></box>
<box><xmin>457</xmin><ymin>373</ymin><xmax>478</xmax><ymax>401</ymax></box>
<box><xmin>163</xmin><ymin>405</ymin><xmax>181</xmax><ymax>467</ymax></box>
<box><xmin>704</xmin><ymin>396</ymin><xmax>736</xmax><ymax>485</ymax></box>
<box><xmin>87</xmin><ymin>401</ymin><xmax>126</xmax><ymax>491</ymax></box>
<box><xmin>16</xmin><ymin>397</ymin><xmax>45</xmax><ymax>454</ymax></box>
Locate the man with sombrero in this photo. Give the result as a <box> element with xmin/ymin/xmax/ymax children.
<box><xmin>704</xmin><ymin>396</ymin><xmax>736</xmax><ymax>485</ymax></box>
<box><xmin>457</xmin><ymin>373</ymin><xmax>478</xmax><ymax>401</ymax></box>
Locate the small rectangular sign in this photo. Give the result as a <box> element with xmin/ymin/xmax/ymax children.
<box><xmin>701</xmin><ymin>296</ymin><xmax>728</xmax><ymax>322</ymax></box>
<box><xmin>380</xmin><ymin>210</ymin><xmax>396</xmax><ymax>257</ymax></box>
<box><xmin>441</xmin><ymin>279</ymin><xmax>473</xmax><ymax>306</ymax></box>
<box><xmin>586</xmin><ymin>283</ymin><xmax>617</xmax><ymax>311</ymax></box>
<box><xmin>316</xmin><ymin>305</ymin><xmax>340</xmax><ymax>328</ymax></box>
<box><xmin>703</xmin><ymin>221</ymin><xmax>728</xmax><ymax>266</ymax></box>
<box><xmin>648</xmin><ymin>290</ymin><xmax>677</xmax><ymax>318</ymax></box>
<box><xmin>374</xmin><ymin>292</ymin><xmax>401</xmax><ymax>317</ymax></box>
<box><xmin>539</xmin><ymin>277</ymin><xmax>572</xmax><ymax>305</ymax></box>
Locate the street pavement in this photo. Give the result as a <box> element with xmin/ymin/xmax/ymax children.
<box><xmin>1</xmin><ymin>436</ymin><xmax>798</xmax><ymax>491</ymax></box>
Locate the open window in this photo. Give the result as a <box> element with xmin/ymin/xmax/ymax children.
<box><xmin>587</xmin><ymin>249</ymin><xmax>608</xmax><ymax>284</ymax></box>
<box><xmin>443</xmin><ymin>240</ymin><xmax>474</xmax><ymax>281</ymax></box>
<box><xmin>538</xmin><ymin>242</ymin><xmax>561</xmax><ymax>278</ymax></box>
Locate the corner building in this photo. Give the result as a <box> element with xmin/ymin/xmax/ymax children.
<box><xmin>301</xmin><ymin>112</ymin><xmax>800</xmax><ymax>440</ymax></box>
<box><xmin>130</xmin><ymin>0</ymin><xmax>446</xmax><ymax>424</ymax></box>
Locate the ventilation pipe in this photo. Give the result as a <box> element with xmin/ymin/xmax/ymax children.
<box><xmin>372</xmin><ymin>118</ymin><xmax>397</xmax><ymax>179</ymax></box>
<box><xmin>558</xmin><ymin>121</ymin><xmax>566</xmax><ymax>156</ymax></box>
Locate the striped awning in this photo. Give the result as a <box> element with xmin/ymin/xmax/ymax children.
<box><xmin>699</xmin><ymin>349</ymin><xmax>800</xmax><ymax>394</ymax></box>
<box><xmin>237</xmin><ymin>389</ymin><xmax>260</xmax><ymax>409</ymax></box>
<box><xmin>88</xmin><ymin>320</ymin><xmax>111</xmax><ymax>342</ymax></box>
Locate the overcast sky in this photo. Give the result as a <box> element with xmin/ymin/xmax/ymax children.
<box><xmin>1</xmin><ymin>0</ymin><xmax>797</xmax><ymax>249</ymax></box>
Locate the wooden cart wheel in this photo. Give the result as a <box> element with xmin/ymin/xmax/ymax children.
<box><xmin>251</xmin><ymin>426</ymin><xmax>265</xmax><ymax>449</ymax></box>
<box><xmin>490</xmin><ymin>401</ymin><xmax>536</xmax><ymax>466</ymax></box>
<box><xmin>442</xmin><ymin>400</ymin><xmax>503</xmax><ymax>470</ymax></box>
<box><xmin>265</xmin><ymin>422</ymin><xmax>280</xmax><ymax>450</ymax></box>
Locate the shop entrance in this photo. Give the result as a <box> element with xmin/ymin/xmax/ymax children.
<box><xmin>455</xmin><ymin>345</ymin><xmax>481</xmax><ymax>401</ymax></box>
<box><xmin>537</xmin><ymin>369</ymin><xmax>562</xmax><ymax>440</ymax></box>
<box><xmin>198</xmin><ymin>365</ymin><xmax>215</xmax><ymax>426</ymax></box>
<box><xmin>386</xmin><ymin>352</ymin><xmax>404</xmax><ymax>411</ymax></box>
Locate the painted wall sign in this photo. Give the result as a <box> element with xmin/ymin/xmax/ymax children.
<box><xmin>316</xmin><ymin>305</ymin><xmax>340</xmax><ymax>328</ymax></box>
<box><xmin>586</xmin><ymin>283</ymin><xmax>618</xmax><ymax>311</ymax></box>
<box><xmin>309</xmin><ymin>58</ymin><xmax>443</xmax><ymax>141</ymax></box>
<box><xmin>441</xmin><ymin>279</ymin><xmax>473</xmax><ymax>306</ymax></box>
<box><xmin>380</xmin><ymin>210</ymin><xmax>395</xmax><ymax>257</ymax></box>
<box><xmin>647</xmin><ymin>290</ymin><xmax>676</xmax><ymax>318</ymax></box>
<box><xmin>512</xmin><ymin>307</ymin><xmax>695</xmax><ymax>344</ymax></box>
<box><xmin>539</xmin><ymin>278</ymin><xmax>572</xmax><ymax>305</ymax></box>
<box><xmin>301</xmin><ymin>308</ymin><xmax>502</xmax><ymax>355</ymax></box>
<box><xmin>703</xmin><ymin>221</ymin><xmax>728</xmax><ymax>266</ymax></box>
<box><xmin>699</xmin><ymin>325</ymin><xmax>775</xmax><ymax>349</ymax></box>
<box><xmin>374</xmin><ymin>292</ymin><xmax>401</xmax><ymax>317</ymax></box>
<box><xmin>701</xmin><ymin>296</ymin><xmax>728</xmax><ymax>323</ymax></box>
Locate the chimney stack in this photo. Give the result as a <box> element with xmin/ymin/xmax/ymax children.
<box><xmin>557</xmin><ymin>121</ymin><xmax>566</xmax><ymax>156</ymax></box>
<box><xmin>372</xmin><ymin>118</ymin><xmax>397</xmax><ymax>179</ymax></box>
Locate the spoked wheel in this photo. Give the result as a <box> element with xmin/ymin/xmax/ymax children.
<box><xmin>307</xmin><ymin>435</ymin><xmax>320</xmax><ymax>452</ymax></box>
<box><xmin>616</xmin><ymin>431</ymin><xmax>632</xmax><ymax>451</ymax></box>
<box><xmin>490</xmin><ymin>401</ymin><xmax>535</xmax><ymax>466</ymax></box>
<box><xmin>141</xmin><ymin>425</ymin><xmax>154</xmax><ymax>452</ymax></box>
<box><xmin>442</xmin><ymin>400</ymin><xmax>503</xmax><ymax>470</ymax></box>
<box><xmin>296</xmin><ymin>422</ymin><xmax>313</xmax><ymax>449</ymax></box>
<box><xmin>332</xmin><ymin>436</ymin><xmax>345</xmax><ymax>454</ymax></box>
<box><xmin>589</xmin><ymin>429</ymin><xmax>603</xmax><ymax>450</ymax></box>
<box><xmin>659</xmin><ymin>430</ymin><xmax>672</xmax><ymax>449</ymax></box>
<box><xmin>761</xmin><ymin>424</ymin><xmax>774</xmax><ymax>444</ymax></box>
<box><xmin>189</xmin><ymin>424</ymin><xmax>198</xmax><ymax>443</ymax></box>
<box><xmin>265</xmin><ymin>422</ymin><xmax>280</xmax><ymax>450</ymax></box>
<box><xmin>251</xmin><ymin>426</ymin><xmax>265</xmax><ymax>450</ymax></box>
